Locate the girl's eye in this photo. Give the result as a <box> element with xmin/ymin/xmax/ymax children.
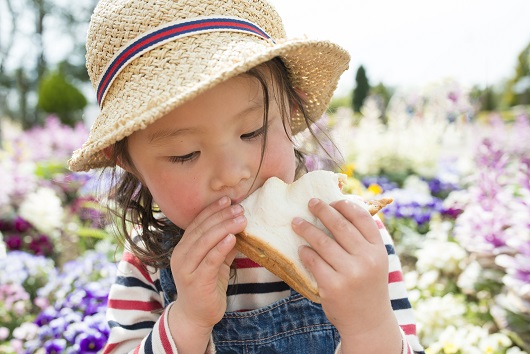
<box><xmin>241</xmin><ymin>124</ymin><xmax>268</xmax><ymax>140</ymax></box>
<box><xmin>168</xmin><ymin>152</ymin><xmax>199</xmax><ymax>164</ymax></box>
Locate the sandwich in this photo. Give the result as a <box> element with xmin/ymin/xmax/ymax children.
<box><xmin>235</xmin><ymin>170</ymin><xmax>393</xmax><ymax>303</ymax></box>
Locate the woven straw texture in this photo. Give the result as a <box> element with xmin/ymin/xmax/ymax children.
<box><xmin>69</xmin><ymin>0</ymin><xmax>350</xmax><ymax>171</ymax></box>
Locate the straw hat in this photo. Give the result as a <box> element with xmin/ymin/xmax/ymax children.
<box><xmin>69</xmin><ymin>0</ymin><xmax>350</xmax><ymax>172</ymax></box>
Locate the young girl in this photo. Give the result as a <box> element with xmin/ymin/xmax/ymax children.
<box><xmin>70</xmin><ymin>0</ymin><xmax>425</xmax><ymax>353</ymax></box>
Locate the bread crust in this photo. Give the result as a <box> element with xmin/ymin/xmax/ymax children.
<box><xmin>235</xmin><ymin>197</ymin><xmax>393</xmax><ymax>303</ymax></box>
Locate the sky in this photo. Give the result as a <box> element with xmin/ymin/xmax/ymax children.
<box><xmin>1</xmin><ymin>0</ymin><xmax>528</xmax><ymax>99</ymax></box>
<box><xmin>268</xmin><ymin>0</ymin><xmax>530</xmax><ymax>95</ymax></box>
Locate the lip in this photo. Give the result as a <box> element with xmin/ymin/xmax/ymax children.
<box><xmin>231</xmin><ymin>196</ymin><xmax>245</xmax><ymax>205</ymax></box>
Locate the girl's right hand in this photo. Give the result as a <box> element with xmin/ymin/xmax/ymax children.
<box><xmin>168</xmin><ymin>196</ymin><xmax>246</xmax><ymax>351</ymax></box>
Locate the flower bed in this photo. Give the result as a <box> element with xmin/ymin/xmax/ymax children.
<box><xmin>1</xmin><ymin>81</ymin><xmax>529</xmax><ymax>353</ymax></box>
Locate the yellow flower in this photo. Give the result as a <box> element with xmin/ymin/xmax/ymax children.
<box><xmin>442</xmin><ymin>342</ymin><xmax>458</xmax><ymax>354</ymax></box>
<box><xmin>341</xmin><ymin>177</ymin><xmax>365</xmax><ymax>195</ymax></box>
<box><xmin>367</xmin><ymin>183</ymin><xmax>383</xmax><ymax>195</ymax></box>
<box><xmin>341</xmin><ymin>163</ymin><xmax>355</xmax><ymax>177</ymax></box>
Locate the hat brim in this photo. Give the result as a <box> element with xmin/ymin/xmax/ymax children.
<box><xmin>69</xmin><ymin>33</ymin><xmax>349</xmax><ymax>171</ymax></box>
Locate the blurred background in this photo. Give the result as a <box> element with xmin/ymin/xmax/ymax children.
<box><xmin>0</xmin><ymin>1</ymin><xmax>529</xmax><ymax>353</ymax></box>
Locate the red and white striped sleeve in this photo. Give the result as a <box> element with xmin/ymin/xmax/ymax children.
<box><xmin>102</xmin><ymin>250</ymin><xmax>216</xmax><ymax>354</ymax></box>
<box><xmin>375</xmin><ymin>216</ymin><xmax>424</xmax><ymax>354</ymax></box>
<box><xmin>334</xmin><ymin>216</ymin><xmax>425</xmax><ymax>354</ymax></box>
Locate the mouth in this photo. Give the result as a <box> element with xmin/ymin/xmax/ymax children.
<box><xmin>231</xmin><ymin>197</ymin><xmax>245</xmax><ymax>205</ymax></box>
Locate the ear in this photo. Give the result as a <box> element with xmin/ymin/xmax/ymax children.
<box><xmin>103</xmin><ymin>146</ymin><xmax>129</xmax><ymax>171</ymax></box>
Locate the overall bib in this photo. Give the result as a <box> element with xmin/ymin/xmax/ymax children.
<box><xmin>160</xmin><ymin>267</ymin><xmax>340</xmax><ymax>353</ymax></box>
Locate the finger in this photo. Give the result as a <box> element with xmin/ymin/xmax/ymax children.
<box><xmin>298</xmin><ymin>244</ymin><xmax>336</xmax><ymax>281</ymax></box>
<box><xmin>330</xmin><ymin>199</ymin><xmax>383</xmax><ymax>245</ymax></box>
<box><xmin>184</xmin><ymin>197</ymin><xmax>243</xmax><ymax>243</ymax></box>
<box><xmin>197</xmin><ymin>233</ymin><xmax>237</xmax><ymax>281</ymax></box>
<box><xmin>291</xmin><ymin>216</ymin><xmax>346</xmax><ymax>271</ymax></box>
<box><xmin>175</xmin><ymin>214</ymin><xmax>246</xmax><ymax>273</ymax></box>
<box><xmin>224</xmin><ymin>247</ymin><xmax>238</xmax><ymax>268</ymax></box>
<box><xmin>178</xmin><ymin>202</ymin><xmax>245</xmax><ymax>257</ymax></box>
<box><xmin>305</xmin><ymin>198</ymin><xmax>364</xmax><ymax>254</ymax></box>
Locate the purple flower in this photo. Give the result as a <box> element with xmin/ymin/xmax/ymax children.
<box><xmin>361</xmin><ymin>176</ymin><xmax>398</xmax><ymax>192</ymax></box>
<box><xmin>453</xmin><ymin>134</ymin><xmax>529</xmax><ymax>255</ymax></box>
<box><xmin>496</xmin><ymin>241</ymin><xmax>530</xmax><ymax>297</ymax></box>
<box><xmin>35</xmin><ymin>307</ymin><xmax>59</xmax><ymax>327</ymax></box>
<box><xmin>381</xmin><ymin>188</ymin><xmax>442</xmax><ymax>232</ymax></box>
<box><xmin>28</xmin><ymin>234</ymin><xmax>54</xmax><ymax>256</ymax></box>
<box><xmin>13</xmin><ymin>216</ymin><xmax>32</xmax><ymax>233</ymax></box>
<box><xmin>76</xmin><ymin>329</ymin><xmax>105</xmax><ymax>353</ymax></box>
<box><xmin>63</xmin><ymin>321</ymin><xmax>89</xmax><ymax>344</ymax></box>
<box><xmin>5</xmin><ymin>234</ymin><xmax>23</xmax><ymax>250</ymax></box>
<box><xmin>44</xmin><ymin>338</ymin><xmax>67</xmax><ymax>354</ymax></box>
<box><xmin>48</xmin><ymin>317</ymin><xmax>68</xmax><ymax>338</ymax></box>
<box><xmin>12</xmin><ymin>116</ymin><xmax>89</xmax><ymax>162</ymax></box>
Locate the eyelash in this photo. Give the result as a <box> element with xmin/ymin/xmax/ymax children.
<box><xmin>168</xmin><ymin>123</ymin><xmax>269</xmax><ymax>164</ymax></box>
<box><xmin>168</xmin><ymin>152</ymin><xmax>198</xmax><ymax>164</ymax></box>
<box><xmin>241</xmin><ymin>123</ymin><xmax>268</xmax><ymax>140</ymax></box>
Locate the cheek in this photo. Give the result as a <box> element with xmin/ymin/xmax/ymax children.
<box><xmin>147</xmin><ymin>172</ymin><xmax>205</xmax><ymax>229</ymax></box>
<box><xmin>260</xmin><ymin>133</ymin><xmax>297</xmax><ymax>183</ymax></box>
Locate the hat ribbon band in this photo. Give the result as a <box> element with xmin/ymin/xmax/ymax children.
<box><xmin>96</xmin><ymin>16</ymin><xmax>274</xmax><ymax>107</ymax></box>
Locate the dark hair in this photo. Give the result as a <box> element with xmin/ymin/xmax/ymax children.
<box><xmin>105</xmin><ymin>57</ymin><xmax>334</xmax><ymax>269</ymax></box>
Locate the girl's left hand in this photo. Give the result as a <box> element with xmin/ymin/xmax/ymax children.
<box><xmin>292</xmin><ymin>198</ymin><xmax>394</xmax><ymax>338</ymax></box>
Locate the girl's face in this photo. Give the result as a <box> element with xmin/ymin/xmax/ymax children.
<box><xmin>126</xmin><ymin>73</ymin><xmax>297</xmax><ymax>229</ymax></box>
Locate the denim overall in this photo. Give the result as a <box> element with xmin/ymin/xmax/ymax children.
<box><xmin>159</xmin><ymin>267</ymin><xmax>340</xmax><ymax>353</ymax></box>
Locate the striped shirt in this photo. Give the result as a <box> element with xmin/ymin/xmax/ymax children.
<box><xmin>103</xmin><ymin>216</ymin><xmax>425</xmax><ymax>353</ymax></box>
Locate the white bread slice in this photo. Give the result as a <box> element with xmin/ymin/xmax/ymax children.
<box><xmin>235</xmin><ymin>170</ymin><xmax>393</xmax><ymax>303</ymax></box>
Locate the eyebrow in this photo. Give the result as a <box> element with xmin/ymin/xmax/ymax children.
<box><xmin>148</xmin><ymin>127</ymin><xmax>196</xmax><ymax>144</ymax></box>
<box><xmin>147</xmin><ymin>97</ymin><xmax>265</xmax><ymax>144</ymax></box>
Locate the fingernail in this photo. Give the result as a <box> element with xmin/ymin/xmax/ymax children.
<box><xmin>234</xmin><ymin>215</ymin><xmax>246</xmax><ymax>224</ymax></box>
<box><xmin>231</xmin><ymin>204</ymin><xmax>243</xmax><ymax>215</ymax></box>
<box><xmin>308</xmin><ymin>198</ymin><xmax>319</xmax><ymax>207</ymax></box>
<box><xmin>292</xmin><ymin>217</ymin><xmax>304</xmax><ymax>225</ymax></box>
<box><xmin>223</xmin><ymin>234</ymin><xmax>235</xmax><ymax>244</ymax></box>
<box><xmin>219</xmin><ymin>196</ymin><xmax>230</xmax><ymax>206</ymax></box>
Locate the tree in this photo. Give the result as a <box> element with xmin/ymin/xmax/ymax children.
<box><xmin>0</xmin><ymin>0</ymin><xmax>97</xmax><ymax>128</ymax></box>
<box><xmin>37</xmin><ymin>68</ymin><xmax>87</xmax><ymax>126</ymax></box>
<box><xmin>470</xmin><ymin>85</ymin><xmax>498</xmax><ymax>112</ymax></box>
<box><xmin>352</xmin><ymin>65</ymin><xmax>370</xmax><ymax>113</ymax></box>
<box><xmin>371</xmin><ymin>82</ymin><xmax>393</xmax><ymax>111</ymax></box>
<box><xmin>502</xmin><ymin>42</ymin><xmax>530</xmax><ymax>107</ymax></box>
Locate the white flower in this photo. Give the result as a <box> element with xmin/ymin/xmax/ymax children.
<box><xmin>416</xmin><ymin>239</ymin><xmax>467</xmax><ymax>275</ymax></box>
<box><xmin>403</xmin><ymin>175</ymin><xmax>432</xmax><ymax>196</ymax></box>
<box><xmin>457</xmin><ymin>260</ymin><xmax>483</xmax><ymax>293</ymax></box>
<box><xmin>425</xmin><ymin>324</ymin><xmax>516</xmax><ymax>354</ymax></box>
<box><xmin>0</xmin><ymin>327</ymin><xmax>9</xmax><ymax>341</ymax></box>
<box><xmin>415</xmin><ymin>293</ymin><xmax>467</xmax><ymax>345</ymax></box>
<box><xmin>443</xmin><ymin>189</ymin><xmax>471</xmax><ymax>212</ymax></box>
<box><xmin>0</xmin><ymin>156</ymin><xmax>15</xmax><ymax>208</ymax></box>
<box><xmin>12</xmin><ymin>322</ymin><xmax>39</xmax><ymax>341</ymax></box>
<box><xmin>0</xmin><ymin>233</ymin><xmax>6</xmax><ymax>259</ymax></box>
<box><xmin>19</xmin><ymin>187</ymin><xmax>64</xmax><ymax>235</ymax></box>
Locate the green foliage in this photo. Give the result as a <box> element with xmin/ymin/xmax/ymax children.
<box><xmin>352</xmin><ymin>65</ymin><xmax>370</xmax><ymax>113</ymax></box>
<box><xmin>37</xmin><ymin>70</ymin><xmax>87</xmax><ymax>126</ymax></box>
<box><xmin>502</xmin><ymin>42</ymin><xmax>530</xmax><ymax>107</ymax></box>
<box><xmin>470</xmin><ymin>85</ymin><xmax>498</xmax><ymax>112</ymax></box>
<box><xmin>328</xmin><ymin>93</ymin><xmax>352</xmax><ymax>114</ymax></box>
<box><xmin>370</xmin><ymin>82</ymin><xmax>393</xmax><ymax>109</ymax></box>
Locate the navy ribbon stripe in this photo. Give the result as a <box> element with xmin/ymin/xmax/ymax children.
<box><xmin>391</xmin><ymin>297</ymin><xmax>412</xmax><ymax>311</ymax></box>
<box><xmin>116</xmin><ymin>276</ymin><xmax>158</xmax><ymax>292</ymax></box>
<box><xmin>227</xmin><ymin>281</ymin><xmax>291</xmax><ymax>295</ymax></box>
<box><xmin>97</xmin><ymin>16</ymin><xmax>273</xmax><ymax>106</ymax></box>
<box><xmin>108</xmin><ymin>320</ymin><xmax>156</xmax><ymax>331</ymax></box>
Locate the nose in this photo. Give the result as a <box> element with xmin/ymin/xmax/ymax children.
<box><xmin>210</xmin><ymin>145</ymin><xmax>252</xmax><ymax>192</ymax></box>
